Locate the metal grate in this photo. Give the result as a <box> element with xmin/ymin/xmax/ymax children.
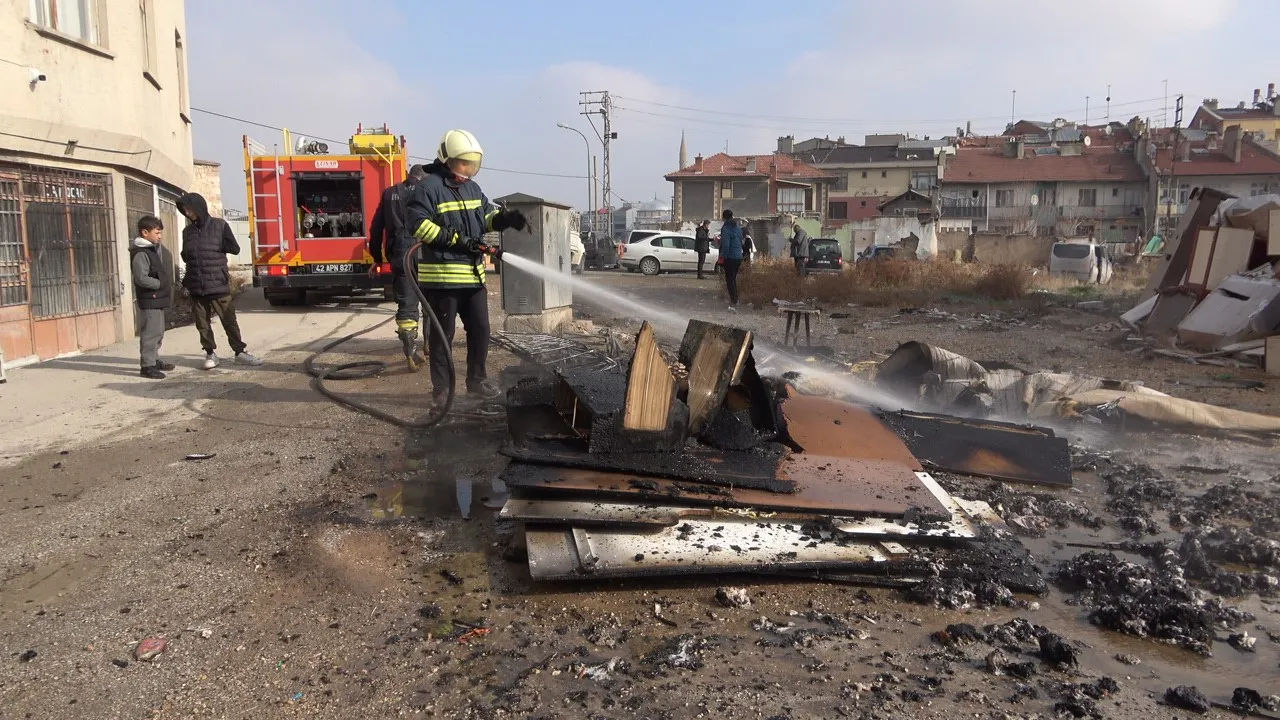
<box><xmin>0</xmin><ymin>175</ymin><xmax>25</xmax><ymax>307</ymax></box>
<box><xmin>125</xmin><ymin>177</ymin><xmax>155</xmax><ymax>237</ymax></box>
<box><xmin>492</xmin><ymin>332</ymin><xmax>622</xmax><ymax>374</ymax></box>
<box><xmin>20</xmin><ymin>168</ymin><xmax>116</xmax><ymax>318</ymax></box>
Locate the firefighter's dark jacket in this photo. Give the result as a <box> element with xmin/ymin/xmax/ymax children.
<box><xmin>368</xmin><ymin>177</ymin><xmax>419</xmax><ymax>267</ymax></box>
<box><xmin>405</xmin><ymin>161</ymin><xmax>499</xmax><ymax>289</ymax></box>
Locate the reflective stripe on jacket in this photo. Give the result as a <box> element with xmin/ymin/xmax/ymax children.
<box><xmin>405</xmin><ymin>161</ymin><xmax>498</xmax><ymax>289</ymax></box>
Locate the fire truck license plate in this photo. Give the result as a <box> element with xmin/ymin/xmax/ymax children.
<box><xmin>312</xmin><ymin>263</ymin><xmax>354</xmax><ymax>274</ymax></box>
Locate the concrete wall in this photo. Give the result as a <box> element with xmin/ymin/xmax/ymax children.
<box><xmin>971</xmin><ymin>233</ymin><xmax>1054</xmax><ymax>266</ymax></box>
<box><xmin>226</xmin><ymin>219</ymin><xmax>253</xmax><ymax>267</ymax></box>
<box><xmin>937</xmin><ymin>230</ymin><xmax>970</xmax><ymax>259</ymax></box>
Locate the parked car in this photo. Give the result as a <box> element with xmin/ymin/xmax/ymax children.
<box><xmin>583</xmin><ymin>234</ymin><xmax>620</xmax><ymax>270</ymax></box>
<box><xmin>570</xmin><ymin>233</ymin><xmax>585</xmax><ymax>274</ymax></box>
<box><xmin>856</xmin><ymin>245</ymin><xmax>900</xmax><ymax>263</ymax></box>
<box><xmin>805</xmin><ymin>238</ymin><xmax>843</xmax><ymax>272</ymax></box>
<box><xmin>621</xmin><ymin>233</ymin><xmax>717</xmax><ymax>276</ymax></box>
<box><xmin>1050</xmin><ymin>239</ymin><xmax>1113</xmax><ymax>284</ymax></box>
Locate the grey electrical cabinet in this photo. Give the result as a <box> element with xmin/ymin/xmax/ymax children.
<box><xmin>498</xmin><ymin>195</ymin><xmax>574</xmax><ymax>314</ymax></box>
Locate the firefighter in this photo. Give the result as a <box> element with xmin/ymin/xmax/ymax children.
<box><xmin>406</xmin><ymin>129</ymin><xmax>527</xmax><ymax>403</ymax></box>
<box><xmin>369</xmin><ymin>163</ymin><xmax>428</xmax><ymax>371</ymax></box>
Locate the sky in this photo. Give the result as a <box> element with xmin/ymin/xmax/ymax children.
<box><xmin>187</xmin><ymin>0</ymin><xmax>1277</xmax><ymax>213</ymax></box>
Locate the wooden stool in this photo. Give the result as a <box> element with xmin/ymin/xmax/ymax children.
<box><xmin>780</xmin><ymin>307</ymin><xmax>820</xmax><ymax>348</ymax></box>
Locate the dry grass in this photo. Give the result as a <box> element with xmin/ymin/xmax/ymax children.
<box><xmin>736</xmin><ymin>258</ymin><xmax>1035</xmax><ymax>308</ymax></box>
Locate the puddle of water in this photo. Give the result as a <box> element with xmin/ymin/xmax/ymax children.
<box><xmin>456</xmin><ymin>476</ymin><xmax>472</xmax><ymax>520</ymax></box>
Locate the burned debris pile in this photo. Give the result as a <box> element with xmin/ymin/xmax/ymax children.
<box><xmin>495</xmin><ymin>319</ymin><xmax>1051</xmax><ymax>596</ymax></box>
<box><xmin>874</xmin><ymin>338</ymin><xmax>1280</xmax><ymax>435</ymax></box>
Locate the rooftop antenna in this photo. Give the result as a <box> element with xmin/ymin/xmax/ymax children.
<box><xmin>1106</xmin><ymin>85</ymin><xmax>1111</xmax><ymax>122</ymax></box>
<box><xmin>1085</xmin><ymin>96</ymin><xmax>1090</xmax><ymax>125</ymax></box>
<box><xmin>1011</xmin><ymin>90</ymin><xmax>1017</xmax><ymax>126</ymax></box>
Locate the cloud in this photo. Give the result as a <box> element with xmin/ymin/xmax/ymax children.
<box><xmin>187</xmin><ymin>0</ymin><xmax>424</xmax><ymax>208</ymax></box>
<box><xmin>186</xmin><ymin>0</ymin><xmax>1264</xmax><ymax>214</ymax></box>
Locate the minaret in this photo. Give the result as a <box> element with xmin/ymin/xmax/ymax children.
<box><xmin>678</xmin><ymin>131</ymin><xmax>688</xmax><ymax>169</ymax></box>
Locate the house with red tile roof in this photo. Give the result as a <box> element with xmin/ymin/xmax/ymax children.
<box><xmin>1137</xmin><ymin>124</ymin><xmax>1280</xmax><ymax>232</ymax></box>
<box><xmin>1189</xmin><ymin>88</ymin><xmax>1280</xmax><ymax>152</ymax></box>
<box><xmin>938</xmin><ymin>126</ymin><xmax>1148</xmax><ymax>242</ymax></box>
<box><xmin>664</xmin><ymin>152</ymin><xmax>835</xmax><ymax>223</ymax></box>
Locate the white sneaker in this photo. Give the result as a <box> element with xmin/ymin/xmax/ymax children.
<box><xmin>202</xmin><ymin>352</ymin><xmax>219</xmax><ymax>370</ymax></box>
<box><xmin>235</xmin><ymin>352</ymin><xmax>264</xmax><ymax>366</ymax></box>
<box><xmin>728</xmin><ymin>305</ymin><xmax>738</xmax><ymax>313</ymax></box>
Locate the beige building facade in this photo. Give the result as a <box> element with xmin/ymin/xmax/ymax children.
<box><xmin>1</xmin><ymin>0</ymin><xmax>192</xmax><ymax>366</ymax></box>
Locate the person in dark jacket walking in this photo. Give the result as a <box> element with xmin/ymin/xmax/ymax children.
<box><xmin>406</xmin><ymin>129</ymin><xmax>527</xmax><ymax>404</ymax></box>
<box><xmin>789</xmin><ymin>222</ymin><xmax>811</xmax><ymax>277</ymax></box>
<box><xmin>130</xmin><ymin>215</ymin><xmax>175</xmax><ymax>379</ymax></box>
<box><xmin>742</xmin><ymin>231</ymin><xmax>755</xmax><ymax>267</ymax></box>
<box><xmin>177</xmin><ymin>192</ymin><xmax>263</xmax><ymax>370</ymax></box>
<box><xmin>719</xmin><ymin>209</ymin><xmax>744</xmax><ymax>311</ymax></box>
<box><xmin>694</xmin><ymin>220</ymin><xmax>712</xmax><ymax>279</ymax></box>
<box><xmin>369</xmin><ymin>164</ymin><xmax>428</xmax><ymax>371</ymax></box>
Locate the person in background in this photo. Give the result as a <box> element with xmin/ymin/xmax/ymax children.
<box><xmin>742</xmin><ymin>231</ymin><xmax>755</xmax><ymax>267</ymax></box>
<box><xmin>694</xmin><ymin>220</ymin><xmax>712</xmax><ymax>279</ymax></box>
<box><xmin>789</xmin><ymin>222</ymin><xmax>811</xmax><ymax>277</ymax></box>
<box><xmin>130</xmin><ymin>215</ymin><xmax>175</xmax><ymax>379</ymax></box>
<box><xmin>177</xmin><ymin>192</ymin><xmax>264</xmax><ymax>370</ymax></box>
<box><xmin>719</xmin><ymin>209</ymin><xmax>743</xmax><ymax>311</ymax></box>
<box><xmin>369</xmin><ymin>163</ymin><xmax>428</xmax><ymax>372</ymax></box>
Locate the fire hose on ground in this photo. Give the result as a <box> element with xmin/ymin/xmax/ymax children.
<box><xmin>302</xmin><ymin>240</ymin><xmax>501</xmax><ymax>429</ymax></box>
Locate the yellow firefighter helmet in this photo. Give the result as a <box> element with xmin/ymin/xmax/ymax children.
<box><xmin>437</xmin><ymin>129</ymin><xmax>484</xmax><ymax>166</ymax></box>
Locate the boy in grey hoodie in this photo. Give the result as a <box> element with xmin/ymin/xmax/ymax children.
<box><xmin>130</xmin><ymin>216</ymin><xmax>174</xmax><ymax>379</ymax></box>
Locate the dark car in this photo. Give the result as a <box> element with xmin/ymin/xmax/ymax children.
<box><xmin>856</xmin><ymin>245</ymin><xmax>900</xmax><ymax>262</ymax></box>
<box><xmin>583</xmin><ymin>234</ymin><xmax>620</xmax><ymax>269</ymax></box>
<box><xmin>805</xmin><ymin>238</ymin><xmax>844</xmax><ymax>272</ymax></box>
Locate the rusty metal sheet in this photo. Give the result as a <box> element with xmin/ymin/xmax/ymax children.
<box><xmin>501</xmin><ymin>471</ymin><xmax>979</xmax><ymax>540</ymax></box>
<box><xmin>525</xmin><ymin>520</ymin><xmax>895</xmax><ymax>580</ymax></box>
<box><xmin>779</xmin><ymin>395</ymin><xmax>923</xmax><ymax>470</ymax></box>
<box><xmin>877</xmin><ymin>411</ymin><xmax>1073</xmax><ymax>487</ymax></box>
<box><xmin>499</xmin><ymin>461</ymin><xmax>948</xmax><ymax>519</ymax></box>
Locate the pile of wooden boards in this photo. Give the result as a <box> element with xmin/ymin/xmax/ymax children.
<box><xmin>495</xmin><ymin>319</ymin><xmax>1054</xmax><ymax>590</ymax></box>
<box><xmin>1128</xmin><ymin>188</ymin><xmax>1280</xmax><ymax>374</ymax></box>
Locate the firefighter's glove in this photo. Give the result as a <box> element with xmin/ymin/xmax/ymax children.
<box><xmin>463</xmin><ymin>236</ymin><xmax>487</xmax><ymax>256</ymax></box>
<box><xmin>492</xmin><ymin>209</ymin><xmax>528</xmax><ymax>232</ymax></box>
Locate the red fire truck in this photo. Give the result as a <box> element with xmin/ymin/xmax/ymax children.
<box><xmin>244</xmin><ymin>124</ymin><xmax>407</xmax><ymax>306</ymax></box>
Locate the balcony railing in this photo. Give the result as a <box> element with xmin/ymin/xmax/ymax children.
<box><xmin>1058</xmin><ymin>204</ymin><xmax>1144</xmax><ymax>220</ymax></box>
<box><xmin>939</xmin><ymin>203</ymin><xmax>987</xmax><ymax>218</ymax></box>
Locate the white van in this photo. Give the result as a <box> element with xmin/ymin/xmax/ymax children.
<box><xmin>1050</xmin><ymin>239</ymin><xmax>1113</xmax><ymax>284</ymax></box>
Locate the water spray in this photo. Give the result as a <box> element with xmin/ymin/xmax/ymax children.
<box><xmin>497</xmin><ymin>252</ymin><xmax>919</xmax><ymax>412</ymax></box>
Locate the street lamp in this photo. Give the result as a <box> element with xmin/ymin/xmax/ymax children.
<box><xmin>557</xmin><ymin>123</ymin><xmax>593</xmax><ymax>233</ymax></box>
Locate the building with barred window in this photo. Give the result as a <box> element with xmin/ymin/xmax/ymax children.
<box><xmin>1</xmin><ymin>0</ymin><xmax>192</xmax><ymax>365</ymax></box>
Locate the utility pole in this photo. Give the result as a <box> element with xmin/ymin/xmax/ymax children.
<box><xmin>580</xmin><ymin>91</ymin><xmax>615</xmax><ymax>220</ymax></box>
<box><xmin>1011</xmin><ymin>90</ymin><xmax>1016</xmax><ymax>126</ymax></box>
<box><xmin>1165</xmin><ymin>95</ymin><xmax>1184</xmax><ymax>235</ymax></box>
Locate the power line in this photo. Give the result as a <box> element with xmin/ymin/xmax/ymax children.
<box><xmin>191</xmin><ymin>107</ymin><xmax>588</xmax><ymax>179</ymax></box>
<box><xmin>614</xmin><ymin>94</ymin><xmax>1170</xmax><ymax>126</ymax></box>
<box><xmin>616</xmin><ymin>103</ymin><xmax>1175</xmax><ymax>135</ymax></box>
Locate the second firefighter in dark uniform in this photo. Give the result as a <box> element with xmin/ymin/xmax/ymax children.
<box><xmin>406</xmin><ymin>129</ymin><xmax>526</xmax><ymax>403</ymax></box>
<box><xmin>369</xmin><ymin>163</ymin><xmax>427</xmax><ymax>371</ymax></box>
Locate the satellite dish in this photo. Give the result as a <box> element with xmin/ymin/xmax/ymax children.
<box><xmin>1083</xmin><ymin>136</ymin><xmax>1093</xmax><ymax>146</ymax></box>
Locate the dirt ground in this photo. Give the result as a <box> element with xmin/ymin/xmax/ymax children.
<box><xmin>2</xmin><ymin>271</ymin><xmax>1278</xmax><ymax>719</ymax></box>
